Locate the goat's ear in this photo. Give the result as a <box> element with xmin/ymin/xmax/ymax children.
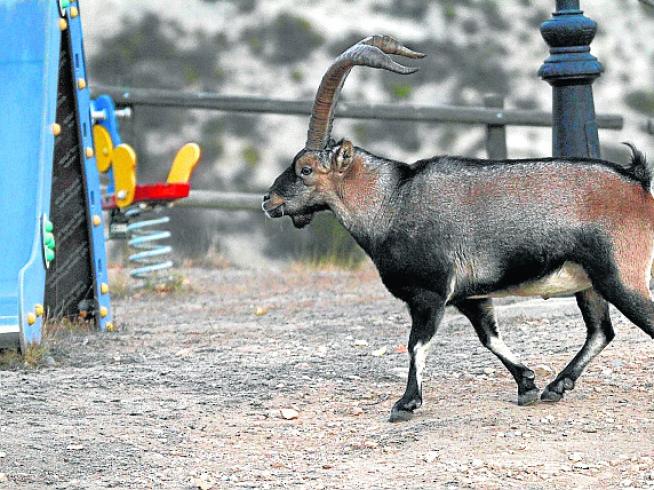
<box><xmin>333</xmin><ymin>139</ymin><xmax>354</xmax><ymax>173</ymax></box>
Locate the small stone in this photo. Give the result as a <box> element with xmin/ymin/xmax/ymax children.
<box><xmin>482</xmin><ymin>367</ymin><xmax>495</xmax><ymax>375</ymax></box>
<box><xmin>351</xmin><ymin>406</ymin><xmax>364</xmax><ymax>416</ymax></box>
<box><xmin>190</xmin><ymin>477</ymin><xmax>213</xmax><ymax>490</ymax></box>
<box><xmin>44</xmin><ymin>356</ymin><xmax>55</xmax><ymax>367</ymax></box>
<box><xmin>424</xmin><ymin>451</ymin><xmax>439</xmax><ymax>463</ymax></box>
<box><xmin>363</xmin><ymin>440</ymin><xmax>378</xmax><ymax>449</ymax></box>
<box><xmin>534</xmin><ymin>364</ymin><xmax>554</xmax><ymax>377</ymax></box>
<box><xmin>0</xmin><ymin>451</ymin><xmax>6</xmax><ymax>458</ymax></box>
<box><xmin>175</xmin><ymin>348</ymin><xmax>192</xmax><ymax>358</ymax></box>
<box><xmin>568</xmin><ymin>452</ymin><xmax>583</xmax><ymax>462</ymax></box>
<box><xmin>352</xmin><ymin>339</ymin><xmax>368</xmax><ymax>348</ymax></box>
<box><xmin>280</xmin><ymin>408</ymin><xmax>299</xmax><ymax>420</ymax></box>
<box><xmin>0</xmin><ymin>473</ymin><xmax>7</xmax><ymax>483</ymax></box>
<box><xmin>255</xmin><ymin>306</ymin><xmax>269</xmax><ymax>317</ymax></box>
<box><xmin>66</xmin><ymin>444</ymin><xmax>84</xmax><ymax>451</ymax></box>
<box><xmin>370</xmin><ymin>347</ymin><xmax>387</xmax><ymax>357</ymax></box>
<box><xmin>471</xmin><ymin>458</ymin><xmax>483</xmax><ymax>468</ymax></box>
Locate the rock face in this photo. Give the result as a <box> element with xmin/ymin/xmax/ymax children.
<box><xmin>83</xmin><ymin>1</ymin><xmax>654</xmax><ymax>265</ymax></box>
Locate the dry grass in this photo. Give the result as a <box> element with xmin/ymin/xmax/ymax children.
<box><xmin>0</xmin><ymin>317</ymin><xmax>98</xmax><ymax>370</ymax></box>
<box><xmin>109</xmin><ymin>266</ymin><xmax>192</xmax><ymax>297</ymax></box>
<box><xmin>181</xmin><ymin>251</ymin><xmax>232</xmax><ymax>270</ymax></box>
<box><xmin>290</xmin><ymin>251</ymin><xmax>367</xmax><ymax>272</ymax></box>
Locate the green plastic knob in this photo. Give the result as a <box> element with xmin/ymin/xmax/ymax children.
<box><xmin>45</xmin><ymin>221</ymin><xmax>54</xmax><ymax>233</ymax></box>
<box><xmin>45</xmin><ymin>249</ymin><xmax>55</xmax><ymax>263</ymax></box>
<box><xmin>45</xmin><ymin>233</ymin><xmax>55</xmax><ymax>248</ymax></box>
<box><xmin>61</xmin><ymin>0</ymin><xmax>70</xmax><ymax>8</ymax></box>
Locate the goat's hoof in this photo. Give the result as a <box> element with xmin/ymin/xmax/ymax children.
<box><xmin>541</xmin><ymin>377</ymin><xmax>574</xmax><ymax>402</ymax></box>
<box><xmin>389</xmin><ymin>397</ymin><xmax>420</xmax><ymax>422</ymax></box>
<box><xmin>389</xmin><ymin>408</ymin><xmax>415</xmax><ymax>423</ymax></box>
<box><xmin>517</xmin><ymin>389</ymin><xmax>540</xmax><ymax>406</ymax></box>
<box><xmin>540</xmin><ymin>388</ymin><xmax>563</xmax><ymax>402</ymax></box>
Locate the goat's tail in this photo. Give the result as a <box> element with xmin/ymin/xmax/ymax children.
<box><xmin>622</xmin><ymin>142</ymin><xmax>652</xmax><ymax>191</ymax></box>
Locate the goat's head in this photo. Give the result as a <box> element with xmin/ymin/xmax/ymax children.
<box><xmin>262</xmin><ymin>35</ymin><xmax>424</xmax><ymax>228</ymax></box>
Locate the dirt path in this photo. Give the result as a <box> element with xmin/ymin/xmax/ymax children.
<box><xmin>1</xmin><ymin>265</ymin><xmax>653</xmax><ymax>489</ymax></box>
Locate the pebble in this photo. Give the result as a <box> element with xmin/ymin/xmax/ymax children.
<box><xmin>351</xmin><ymin>406</ymin><xmax>364</xmax><ymax>416</ymax></box>
<box><xmin>534</xmin><ymin>364</ymin><xmax>554</xmax><ymax>377</ymax></box>
<box><xmin>0</xmin><ymin>451</ymin><xmax>5</xmax><ymax>458</ymax></box>
<box><xmin>44</xmin><ymin>356</ymin><xmax>56</xmax><ymax>367</ymax></box>
<box><xmin>254</xmin><ymin>307</ymin><xmax>268</xmax><ymax>317</ymax></box>
<box><xmin>0</xmin><ymin>473</ymin><xmax>7</xmax><ymax>483</ymax></box>
<box><xmin>568</xmin><ymin>452</ymin><xmax>583</xmax><ymax>462</ymax></box>
<box><xmin>280</xmin><ymin>409</ymin><xmax>299</xmax><ymax>420</ymax></box>
<box><xmin>370</xmin><ymin>347</ymin><xmax>387</xmax><ymax>357</ymax></box>
<box><xmin>352</xmin><ymin>339</ymin><xmax>368</xmax><ymax>348</ymax></box>
<box><xmin>423</xmin><ymin>451</ymin><xmax>440</xmax><ymax>463</ymax></box>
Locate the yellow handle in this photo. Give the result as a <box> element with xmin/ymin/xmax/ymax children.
<box><xmin>112</xmin><ymin>143</ymin><xmax>137</xmax><ymax>208</ymax></box>
<box><xmin>167</xmin><ymin>142</ymin><xmax>201</xmax><ymax>184</ymax></box>
<box><xmin>93</xmin><ymin>125</ymin><xmax>114</xmax><ymax>173</ymax></box>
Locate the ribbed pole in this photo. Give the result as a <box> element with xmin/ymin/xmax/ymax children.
<box><xmin>539</xmin><ymin>0</ymin><xmax>603</xmax><ymax>158</ymax></box>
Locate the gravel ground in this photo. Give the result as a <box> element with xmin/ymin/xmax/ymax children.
<box><xmin>1</xmin><ymin>264</ymin><xmax>653</xmax><ymax>489</ymax></box>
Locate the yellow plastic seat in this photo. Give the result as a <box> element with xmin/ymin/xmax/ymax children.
<box><xmin>111</xmin><ymin>143</ymin><xmax>137</xmax><ymax>208</ymax></box>
<box><xmin>93</xmin><ymin>125</ymin><xmax>113</xmax><ymax>173</ymax></box>
<box><xmin>167</xmin><ymin>142</ymin><xmax>201</xmax><ymax>184</ymax></box>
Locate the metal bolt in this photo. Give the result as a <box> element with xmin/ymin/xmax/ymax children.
<box><xmin>85</xmin><ymin>147</ymin><xmax>94</xmax><ymax>158</ymax></box>
<box><xmin>92</xmin><ymin>214</ymin><xmax>101</xmax><ymax>226</ymax></box>
<box><xmin>51</xmin><ymin>123</ymin><xmax>61</xmax><ymax>136</ymax></box>
<box><xmin>77</xmin><ymin>78</ymin><xmax>87</xmax><ymax>90</ymax></box>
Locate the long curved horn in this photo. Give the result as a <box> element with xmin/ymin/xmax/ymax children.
<box><xmin>305</xmin><ymin>35</ymin><xmax>425</xmax><ymax>151</ymax></box>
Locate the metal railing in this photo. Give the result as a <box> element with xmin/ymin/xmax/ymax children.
<box><xmin>91</xmin><ymin>84</ymin><xmax>625</xmax><ymax>212</ymax></box>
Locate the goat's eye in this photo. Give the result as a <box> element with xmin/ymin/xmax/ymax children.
<box><xmin>301</xmin><ymin>166</ymin><xmax>313</xmax><ymax>176</ymax></box>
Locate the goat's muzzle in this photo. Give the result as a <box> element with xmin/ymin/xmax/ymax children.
<box><xmin>262</xmin><ymin>192</ymin><xmax>285</xmax><ymax>218</ymax></box>
<box><xmin>262</xmin><ymin>192</ymin><xmax>314</xmax><ymax>228</ymax></box>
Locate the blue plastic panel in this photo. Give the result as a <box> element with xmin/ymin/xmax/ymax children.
<box><xmin>0</xmin><ymin>0</ymin><xmax>61</xmax><ymax>347</ymax></box>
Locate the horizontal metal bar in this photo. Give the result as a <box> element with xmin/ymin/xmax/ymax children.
<box><xmin>176</xmin><ymin>190</ymin><xmax>262</xmax><ymax>211</ymax></box>
<box><xmin>91</xmin><ymin>84</ymin><xmax>623</xmax><ymax>130</ymax></box>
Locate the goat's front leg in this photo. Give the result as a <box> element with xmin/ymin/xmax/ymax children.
<box><xmin>390</xmin><ymin>292</ymin><xmax>445</xmax><ymax>422</ymax></box>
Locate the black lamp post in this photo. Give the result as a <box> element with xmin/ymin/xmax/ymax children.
<box><xmin>539</xmin><ymin>0</ymin><xmax>603</xmax><ymax>159</ymax></box>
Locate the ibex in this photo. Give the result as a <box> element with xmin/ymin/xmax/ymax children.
<box><xmin>262</xmin><ymin>36</ymin><xmax>654</xmax><ymax>422</ymax></box>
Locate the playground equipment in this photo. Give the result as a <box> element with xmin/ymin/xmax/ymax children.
<box><xmin>92</xmin><ymin>94</ymin><xmax>201</xmax><ymax>283</ymax></box>
<box><xmin>0</xmin><ymin>0</ymin><xmax>111</xmax><ymax>350</ymax></box>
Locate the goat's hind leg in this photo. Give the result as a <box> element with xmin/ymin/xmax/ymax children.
<box><xmin>455</xmin><ymin>298</ymin><xmax>540</xmax><ymax>406</ymax></box>
<box><xmin>541</xmin><ymin>288</ymin><xmax>615</xmax><ymax>402</ymax></box>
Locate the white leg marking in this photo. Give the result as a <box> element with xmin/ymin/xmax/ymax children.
<box><xmin>413</xmin><ymin>341</ymin><xmax>431</xmax><ymax>391</ymax></box>
<box><xmin>487</xmin><ymin>335</ymin><xmax>521</xmax><ymax>366</ymax></box>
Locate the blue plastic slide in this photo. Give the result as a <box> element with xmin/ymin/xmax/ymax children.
<box><xmin>0</xmin><ymin>0</ymin><xmax>61</xmax><ymax>348</ymax></box>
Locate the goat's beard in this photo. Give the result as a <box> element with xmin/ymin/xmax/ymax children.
<box><xmin>291</xmin><ymin>213</ymin><xmax>313</xmax><ymax>228</ymax></box>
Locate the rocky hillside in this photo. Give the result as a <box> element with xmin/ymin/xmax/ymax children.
<box><xmin>81</xmin><ymin>0</ymin><xmax>654</xmax><ymax>265</ymax></box>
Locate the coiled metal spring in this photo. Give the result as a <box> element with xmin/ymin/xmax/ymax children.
<box><xmin>124</xmin><ymin>205</ymin><xmax>174</xmax><ymax>284</ymax></box>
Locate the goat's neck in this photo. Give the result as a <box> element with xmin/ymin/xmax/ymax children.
<box><xmin>328</xmin><ymin>154</ymin><xmax>396</xmax><ymax>250</ymax></box>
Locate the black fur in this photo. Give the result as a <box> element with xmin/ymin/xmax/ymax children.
<box><xmin>622</xmin><ymin>141</ymin><xmax>652</xmax><ymax>190</ymax></box>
